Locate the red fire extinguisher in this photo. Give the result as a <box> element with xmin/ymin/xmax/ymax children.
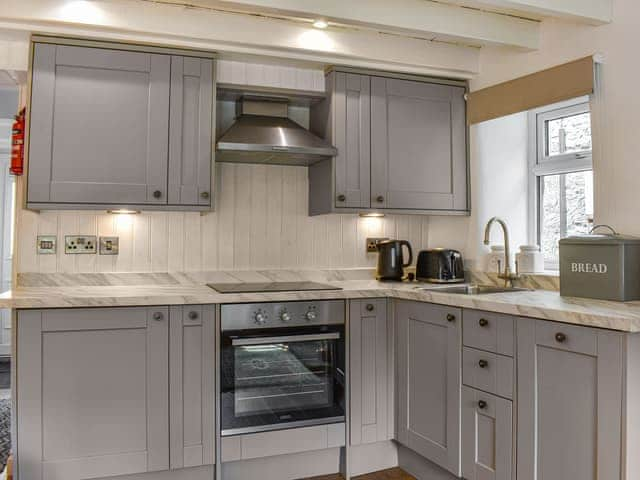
<box><xmin>10</xmin><ymin>107</ymin><xmax>26</xmax><ymax>176</ymax></box>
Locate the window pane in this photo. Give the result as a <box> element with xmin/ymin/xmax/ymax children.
<box><xmin>540</xmin><ymin>175</ymin><xmax>561</xmax><ymax>264</ymax></box>
<box><xmin>546</xmin><ymin>112</ymin><xmax>592</xmax><ymax>156</ymax></box>
<box><xmin>540</xmin><ymin>170</ymin><xmax>593</xmax><ymax>267</ymax></box>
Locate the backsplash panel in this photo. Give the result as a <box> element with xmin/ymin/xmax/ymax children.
<box><xmin>17</xmin><ymin>163</ymin><xmax>430</xmax><ymax>273</ymax></box>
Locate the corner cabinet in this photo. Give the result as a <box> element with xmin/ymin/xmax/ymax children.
<box><xmin>394</xmin><ymin>300</ymin><xmax>462</xmax><ymax>476</ymax></box>
<box><xmin>516</xmin><ymin>318</ymin><xmax>624</xmax><ymax>480</ymax></box>
<box><xmin>27</xmin><ymin>41</ymin><xmax>214</xmax><ymax>211</ymax></box>
<box><xmin>309</xmin><ymin>69</ymin><xmax>468</xmax><ymax>216</ymax></box>
<box><xmin>16</xmin><ymin>305</ymin><xmax>216</xmax><ymax>480</ymax></box>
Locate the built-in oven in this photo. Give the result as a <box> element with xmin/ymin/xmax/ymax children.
<box><xmin>220</xmin><ymin>300</ymin><xmax>345</xmax><ymax>436</ymax></box>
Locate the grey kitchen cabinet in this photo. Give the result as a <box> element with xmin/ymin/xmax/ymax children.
<box><xmin>461</xmin><ymin>386</ymin><xmax>513</xmax><ymax>480</ymax></box>
<box><xmin>16</xmin><ymin>307</ymin><xmax>170</xmax><ymax>480</ymax></box>
<box><xmin>168</xmin><ymin>56</ymin><xmax>214</xmax><ymax>207</ymax></box>
<box><xmin>517</xmin><ymin>318</ymin><xmax>624</xmax><ymax>480</ymax></box>
<box><xmin>371</xmin><ymin>76</ymin><xmax>468</xmax><ymax>212</ymax></box>
<box><xmin>309</xmin><ymin>69</ymin><xmax>468</xmax><ymax>215</ymax></box>
<box><xmin>169</xmin><ymin>305</ymin><xmax>216</xmax><ymax>469</ymax></box>
<box><xmin>395</xmin><ymin>300</ymin><xmax>462</xmax><ymax>476</ymax></box>
<box><xmin>349</xmin><ymin>299</ymin><xmax>392</xmax><ymax>445</ymax></box>
<box><xmin>27</xmin><ymin>40</ymin><xmax>214</xmax><ymax>210</ymax></box>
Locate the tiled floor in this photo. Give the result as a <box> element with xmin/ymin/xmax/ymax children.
<box><xmin>303</xmin><ymin>467</ymin><xmax>416</xmax><ymax>480</ymax></box>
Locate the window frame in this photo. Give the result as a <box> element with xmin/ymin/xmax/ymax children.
<box><xmin>527</xmin><ymin>96</ymin><xmax>593</xmax><ymax>271</ymax></box>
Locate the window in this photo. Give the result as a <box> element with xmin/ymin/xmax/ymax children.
<box><xmin>529</xmin><ymin>97</ymin><xmax>593</xmax><ymax>270</ymax></box>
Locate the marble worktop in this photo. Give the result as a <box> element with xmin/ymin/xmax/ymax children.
<box><xmin>4</xmin><ymin>269</ymin><xmax>640</xmax><ymax>332</ymax></box>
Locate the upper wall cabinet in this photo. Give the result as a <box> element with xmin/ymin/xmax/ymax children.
<box><xmin>309</xmin><ymin>69</ymin><xmax>468</xmax><ymax>216</ymax></box>
<box><xmin>27</xmin><ymin>41</ymin><xmax>214</xmax><ymax>211</ymax></box>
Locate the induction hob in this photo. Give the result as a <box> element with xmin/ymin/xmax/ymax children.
<box><xmin>207</xmin><ymin>281</ymin><xmax>343</xmax><ymax>294</ymax></box>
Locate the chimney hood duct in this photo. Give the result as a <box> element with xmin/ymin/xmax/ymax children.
<box><xmin>216</xmin><ymin>97</ymin><xmax>337</xmax><ymax>166</ymax></box>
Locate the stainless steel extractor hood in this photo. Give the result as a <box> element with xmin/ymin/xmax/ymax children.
<box><xmin>216</xmin><ymin>98</ymin><xmax>337</xmax><ymax>166</ymax></box>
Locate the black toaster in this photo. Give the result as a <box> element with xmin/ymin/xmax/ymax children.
<box><xmin>416</xmin><ymin>248</ymin><xmax>465</xmax><ymax>283</ymax></box>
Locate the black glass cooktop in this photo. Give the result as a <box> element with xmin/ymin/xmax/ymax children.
<box><xmin>207</xmin><ymin>281</ymin><xmax>343</xmax><ymax>294</ymax></box>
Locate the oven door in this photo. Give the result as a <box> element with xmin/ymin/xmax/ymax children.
<box><xmin>221</xmin><ymin>325</ymin><xmax>345</xmax><ymax>436</ymax></box>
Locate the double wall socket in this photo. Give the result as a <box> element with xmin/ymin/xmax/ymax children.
<box><xmin>58</xmin><ymin>236</ymin><xmax>119</xmax><ymax>255</ymax></box>
<box><xmin>65</xmin><ymin>235</ymin><xmax>97</xmax><ymax>254</ymax></box>
<box><xmin>366</xmin><ymin>237</ymin><xmax>389</xmax><ymax>253</ymax></box>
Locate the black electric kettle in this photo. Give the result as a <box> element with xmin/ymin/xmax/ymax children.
<box><xmin>376</xmin><ymin>240</ymin><xmax>413</xmax><ymax>281</ymax></box>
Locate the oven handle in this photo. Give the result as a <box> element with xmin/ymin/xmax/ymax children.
<box><xmin>231</xmin><ymin>332</ymin><xmax>340</xmax><ymax>346</ymax></box>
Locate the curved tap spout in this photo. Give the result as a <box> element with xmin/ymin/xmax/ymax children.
<box><xmin>483</xmin><ymin>216</ymin><xmax>519</xmax><ymax>287</ymax></box>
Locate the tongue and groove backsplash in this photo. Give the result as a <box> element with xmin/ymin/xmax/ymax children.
<box><xmin>16</xmin><ymin>163</ymin><xmax>430</xmax><ymax>274</ymax></box>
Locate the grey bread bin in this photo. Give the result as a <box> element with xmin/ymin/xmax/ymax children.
<box><xmin>559</xmin><ymin>228</ymin><xmax>640</xmax><ymax>301</ymax></box>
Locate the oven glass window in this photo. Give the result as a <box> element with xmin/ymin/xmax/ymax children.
<box><xmin>222</xmin><ymin>327</ymin><xmax>345</xmax><ymax>435</ymax></box>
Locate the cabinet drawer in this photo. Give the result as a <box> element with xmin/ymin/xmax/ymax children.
<box><xmin>463</xmin><ymin>309</ymin><xmax>514</xmax><ymax>356</ymax></box>
<box><xmin>535</xmin><ymin>320</ymin><xmax>597</xmax><ymax>356</ymax></box>
<box><xmin>463</xmin><ymin>347</ymin><xmax>513</xmax><ymax>400</ymax></box>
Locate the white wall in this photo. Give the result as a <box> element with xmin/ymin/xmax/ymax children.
<box><xmin>16</xmin><ymin>163</ymin><xmax>429</xmax><ymax>273</ymax></box>
<box><xmin>430</xmin><ymin>113</ymin><xmax>529</xmax><ymax>270</ymax></box>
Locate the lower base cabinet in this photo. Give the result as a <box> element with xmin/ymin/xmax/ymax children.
<box><xmin>461</xmin><ymin>386</ymin><xmax>513</xmax><ymax>480</ymax></box>
<box><xmin>394</xmin><ymin>300</ymin><xmax>461</xmax><ymax>476</ymax></box>
<box><xmin>16</xmin><ymin>306</ymin><xmax>215</xmax><ymax>480</ymax></box>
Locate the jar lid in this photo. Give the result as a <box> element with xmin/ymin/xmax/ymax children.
<box><xmin>490</xmin><ymin>245</ymin><xmax>505</xmax><ymax>251</ymax></box>
<box><xmin>519</xmin><ymin>245</ymin><xmax>540</xmax><ymax>252</ymax></box>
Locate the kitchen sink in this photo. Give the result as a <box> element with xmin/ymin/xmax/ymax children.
<box><xmin>419</xmin><ymin>284</ymin><xmax>531</xmax><ymax>295</ymax></box>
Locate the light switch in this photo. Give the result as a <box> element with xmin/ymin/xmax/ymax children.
<box><xmin>65</xmin><ymin>235</ymin><xmax>97</xmax><ymax>254</ymax></box>
<box><xmin>37</xmin><ymin>235</ymin><xmax>57</xmax><ymax>254</ymax></box>
<box><xmin>99</xmin><ymin>236</ymin><xmax>119</xmax><ymax>255</ymax></box>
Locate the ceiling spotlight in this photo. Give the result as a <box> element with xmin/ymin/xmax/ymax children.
<box><xmin>312</xmin><ymin>19</ymin><xmax>329</xmax><ymax>29</ymax></box>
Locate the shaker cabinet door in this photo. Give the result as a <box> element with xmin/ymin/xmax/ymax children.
<box><xmin>395</xmin><ymin>300</ymin><xmax>462</xmax><ymax>476</ymax></box>
<box><xmin>16</xmin><ymin>307</ymin><xmax>170</xmax><ymax>480</ymax></box>
<box><xmin>28</xmin><ymin>44</ymin><xmax>170</xmax><ymax>206</ymax></box>
<box><xmin>333</xmin><ymin>72</ymin><xmax>371</xmax><ymax>209</ymax></box>
<box><xmin>370</xmin><ymin>77</ymin><xmax>467</xmax><ymax>212</ymax></box>
<box><xmin>349</xmin><ymin>299</ymin><xmax>391</xmax><ymax>445</ymax></box>
<box><xmin>168</xmin><ymin>56</ymin><xmax>214</xmax><ymax>207</ymax></box>
<box><xmin>461</xmin><ymin>387</ymin><xmax>513</xmax><ymax>480</ymax></box>
<box><xmin>517</xmin><ymin>318</ymin><xmax>624</xmax><ymax>480</ymax></box>
<box><xmin>169</xmin><ymin>305</ymin><xmax>216</xmax><ymax>469</ymax></box>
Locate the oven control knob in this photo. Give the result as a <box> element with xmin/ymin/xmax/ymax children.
<box><xmin>280</xmin><ymin>311</ymin><xmax>291</xmax><ymax>323</ymax></box>
<box><xmin>305</xmin><ymin>309</ymin><xmax>317</xmax><ymax>321</ymax></box>
<box><xmin>254</xmin><ymin>311</ymin><xmax>267</xmax><ymax>325</ymax></box>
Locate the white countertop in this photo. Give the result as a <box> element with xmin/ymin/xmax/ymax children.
<box><xmin>3</xmin><ymin>271</ymin><xmax>640</xmax><ymax>332</ymax></box>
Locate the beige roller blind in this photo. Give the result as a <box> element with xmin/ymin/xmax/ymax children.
<box><xmin>467</xmin><ymin>56</ymin><xmax>595</xmax><ymax>125</ymax></box>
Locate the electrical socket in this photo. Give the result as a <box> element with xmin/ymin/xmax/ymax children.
<box><xmin>366</xmin><ymin>237</ymin><xmax>389</xmax><ymax>253</ymax></box>
<box><xmin>65</xmin><ymin>235</ymin><xmax>97</xmax><ymax>254</ymax></box>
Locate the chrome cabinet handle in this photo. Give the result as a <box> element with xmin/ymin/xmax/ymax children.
<box><xmin>188</xmin><ymin>311</ymin><xmax>199</xmax><ymax>320</ymax></box>
<box><xmin>152</xmin><ymin>312</ymin><xmax>163</xmax><ymax>321</ymax></box>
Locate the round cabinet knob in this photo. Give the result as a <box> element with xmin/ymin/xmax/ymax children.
<box><xmin>479</xmin><ymin>318</ymin><xmax>489</xmax><ymax>327</ymax></box>
<box><xmin>280</xmin><ymin>311</ymin><xmax>291</xmax><ymax>323</ymax></box>
<box><xmin>188</xmin><ymin>311</ymin><xmax>199</xmax><ymax>320</ymax></box>
<box><xmin>446</xmin><ymin>313</ymin><xmax>456</xmax><ymax>322</ymax></box>
<box><xmin>555</xmin><ymin>332</ymin><xmax>567</xmax><ymax>343</ymax></box>
<box><xmin>337</xmin><ymin>194</ymin><xmax>346</xmax><ymax>202</ymax></box>
<box><xmin>306</xmin><ymin>310</ymin><xmax>317</xmax><ymax>321</ymax></box>
<box><xmin>200</xmin><ymin>191</ymin><xmax>210</xmax><ymax>199</ymax></box>
<box><xmin>478</xmin><ymin>359</ymin><xmax>488</xmax><ymax>368</ymax></box>
<box><xmin>153</xmin><ymin>190</ymin><xmax>162</xmax><ymax>199</ymax></box>
<box><xmin>152</xmin><ymin>312</ymin><xmax>163</xmax><ymax>321</ymax></box>
<box><xmin>254</xmin><ymin>312</ymin><xmax>267</xmax><ymax>325</ymax></box>
<box><xmin>366</xmin><ymin>303</ymin><xmax>375</xmax><ymax>312</ymax></box>
<box><xmin>376</xmin><ymin>195</ymin><xmax>384</xmax><ymax>203</ymax></box>
<box><xmin>478</xmin><ymin>400</ymin><xmax>487</xmax><ymax>410</ymax></box>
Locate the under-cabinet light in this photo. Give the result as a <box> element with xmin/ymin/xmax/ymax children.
<box><xmin>107</xmin><ymin>209</ymin><xmax>141</xmax><ymax>215</ymax></box>
<box><xmin>359</xmin><ymin>213</ymin><xmax>385</xmax><ymax>218</ymax></box>
<box><xmin>312</xmin><ymin>19</ymin><xmax>329</xmax><ymax>29</ymax></box>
